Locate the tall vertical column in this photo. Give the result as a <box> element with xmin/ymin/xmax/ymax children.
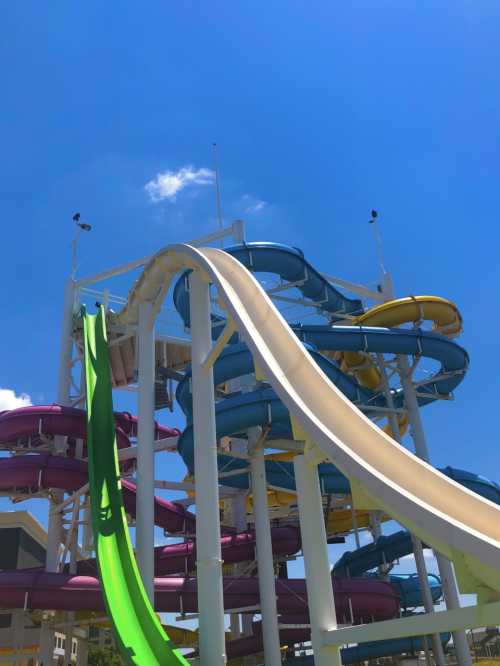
<box><xmin>136</xmin><ymin>300</ymin><xmax>155</xmax><ymax>603</ymax></box>
<box><xmin>232</xmin><ymin>218</ymin><xmax>246</xmax><ymax>243</ymax></box>
<box><xmin>64</xmin><ymin>507</ymin><xmax>80</xmax><ymax>665</ymax></box>
<box><xmin>376</xmin><ymin>353</ymin><xmax>444</xmax><ymax>666</ymax></box>
<box><xmin>294</xmin><ymin>454</ymin><xmax>341</xmax><ymax>666</ymax></box>
<box><xmin>47</xmin><ymin>279</ymin><xmax>77</xmax><ymax>568</ymax></box>
<box><xmin>57</xmin><ymin>279</ymin><xmax>76</xmax><ymax>407</ymax></box>
<box><xmin>12</xmin><ymin>611</ymin><xmax>24</xmax><ymax>664</ymax></box>
<box><xmin>41</xmin><ymin>279</ymin><xmax>76</xmax><ymax>665</ymax></box>
<box><xmin>76</xmin><ymin>634</ymin><xmax>88</xmax><ymax>666</ymax></box>
<box><xmin>380</xmin><ymin>273</ymin><xmax>470</xmax><ymax>666</ymax></box>
<box><xmin>189</xmin><ymin>271</ymin><xmax>226</xmax><ymax>666</ymax></box>
<box><xmin>248</xmin><ymin>426</ymin><xmax>282</xmax><ymax>666</ymax></box>
<box><xmin>398</xmin><ymin>354</ymin><xmax>472</xmax><ymax>666</ymax></box>
<box><xmin>229</xmin><ymin>439</ymin><xmax>248</xmax><ymax>641</ymax></box>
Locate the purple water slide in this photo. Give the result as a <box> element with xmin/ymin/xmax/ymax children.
<box><xmin>0</xmin><ymin>452</ymin><xmax>301</xmax><ymax>573</ymax></box>
<box><xmin>226</xmin><ymin>599</ymin><xmax>406</xmax><ymax>660</ymax></box>
<box><xmin>0</xmin><ymin>406</ymin><xmax>303</xmax><ymax>571</ymax></box>
<box><xmin>0</xmin><ymin>404</ymin><xmax>177</xmax><ymax>454</ymax></box>
<box><xmin>0</xmin><ymin>451</ymin><xmax>195</xmax><ymax>535</ymax></box>
<box><xmin>225</xmin><ymin>621</ymin><xmax>309</xmax><ymax>660</ymax></box>
<box><xmin>0</xmin><ymin>406</ymin><xmax>401</xmax><ymax>638</ymax></box>
<box><xmin>0</xmin><ymin>405</ymin><xmax>196</xmax><ymax>533</ymax></box>
<box><xmin>0</xmin><ymin>572</ymin><xmax>399</xmax><ymax>622</ymax></box>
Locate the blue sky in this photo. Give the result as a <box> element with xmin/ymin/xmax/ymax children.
<box><xmin>1</xmin><ymin>1</ymin><xmax>499</xmax><ymax>614</ymax></box>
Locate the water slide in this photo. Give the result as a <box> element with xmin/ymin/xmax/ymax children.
<box><xmin>0</xmin><ymin>308</ymin><xmax>400</xmax><ymax>663</ymax></box>
<box><xmin>8</xmin><ymin>409</ymin><xmax>490</xmax><ymax>583</ymax></box>
<box><xmin>281</xmin><ymin>633</ymin><xmax>451</xmax><ymax>666</ymax></box>
<box><xmin>0</xmin><ymin>450</ymin><xmax>302</xmax><ymax>575</ymax></box>
<box><xmin>0</xmin><ymin>405</ymin><xmax>195</xmax><ymax>534</ymax></box>
<box><xmin>0</xmin><ymin>412</ymin><xmax>400</xmax><ymax>617</ymax></box>
<box><xmin>0</xmin><ymin>569</ymin><xmax>399</xmax><ymax>621</ymax></box>
<box><xmin>115</xmin><ymin>244</ymin><xmax>500</xmax><ymax>598</ymax></box>
<box><xmin>4</xmin><ymin>242</ymin><xmax>500</xmax><ymax>663</ymax></box>
<box><xmin>226</xmin><ymin>621</ymin><xmax>450</xmax><ymax>664</ymax></box>
<box><xmin>174</xmin><ymin>342</ymin><xmax>495</xmax><ymax>499</ymax></box>
<box><xmin>4</xmin><ymin>416</ymin><xmax>493</xmax><ymax>580</ymax></box>
<box><xmin>171</xmin><ymin>243</ymin><xmax>474</xmax><ymax>495</ymax></box>
<box><xmin>82</xmin><ymin>306</ymin><xmax>189</xmax><ymax>665</ymax></box>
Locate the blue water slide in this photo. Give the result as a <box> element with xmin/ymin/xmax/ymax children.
<box><xmin>389</xmin><ymin>573</ymin><xmax>443</xmax><ymax>608</ymax></box>
<box><xmin>173</xmin><ymin>244</ymin><xmax>469</xmax><ymax>411</ymax></box>
<box><xmin>177</xmin><ymin>326</ymin><xmax>468</xmax><ymax>416</ymax></box>
<box><xmin>173</xmin><ymin>242</ymin><xmax>364</xmax><ymax>328</ymax></box>
<box><xmin>281</xmin><ymin>633</ymin><xmax>451</xmax><ymax>665</ymax></box>
<box><xmin>175</xmin><ymin>342</ymin><xmax>374</xmax><ymax>416</ymax></box>
<box><xmin>174</xmin><ymin>242</ymin><xmax>497</xmax><ymax>502</ymax></box>
<box><xmin>175</xmin><ymin>337</ymin><xmax>477</xmax><ymax>495</ymax></box>
<box><xmin>177</xmin><ymin>386</ymin><xmax>351</xmax><ymax>494</ymax></box>
<box><xmin>333</xmin><ymin>531</ymin><xmax>419</xmax><ymax>577</ymax></box>
<box><xmin>333</xmin><ymin>505</ymin><xmax>500</xmax><ymax>578</ymax></box>
<box><xmin>177</xmin><ymin>385</ymin><xmax>499</xmax><ymax>501</ymax></box>
<box><xmin>291</xmin><ymin>324</ymin><xmax>468</xmax><ymax>406</ymax></box>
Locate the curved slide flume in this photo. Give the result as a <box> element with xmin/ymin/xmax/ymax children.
<box><xmin>0</xmin><ymin>451</ymin><xmax>302</xmax><ymax>575</ymax></box>
<box><xmin>280</xmin><ymin>634</ymin><xmax>451</xmax><ymax>666</ymax></box>
<box><xmin>224</xmin><ymin>621</ymin><xmax>450</xmax><ymax>664</ymax></box>
<box><xmin>116</xmin><ymin>244</ymin><xmax>500</xmax><ymax>595</ymax></box>
<box><xmin>172</xmin><ymin>241</ymin><xmax>364</xmax><ymax>328</ymax></box>
<box><xmin>0</xmin><ymin>443</ymin><xmax>442</xmax><ymax>618</ymax></box>
<box><xmin>79</xmin><ymin>304</ymin><xmax>400</xmax><ymax>664</ymax></box>
<box><xmin>171</xmin><ymin>244</ymin><xmax>471</xmax><ymax>495</ymax></box>
<box><xmin>0</xmin><ymin>571</ymin><xmax>399</xmax><ymax>622</ymax></box>
<box><xmin>0</xmin><ymin>404</ymin><xmax>178</xmax><ymax>456</ymax></box>
<box><xmin>0</xmin><ymin>406</ymin><xmax>196</xmax><ymax>535</ymax></box>
<box><xmin>82</xmin><ymin>306</ymin><xmax>189</xmax><ymax>665</ymax></box>
<box><xmin>174</xmin><ymin>339</ymin><xmax>482</xmax><ymax>496</ymax></box>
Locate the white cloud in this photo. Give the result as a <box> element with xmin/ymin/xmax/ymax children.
<box><xmin>242</xmin><ymin>194</ymin><xmax>267</xmax><ymax>214</ymax></box>
<box><xmin>0</xmin><ymin>388</ymin><xmax>32</xmax><ymax>411</ymax></box>
<box><xmin>145</xmin><ymin>166</ymin><xmax>215</xmax><ymax>202</ymax></box>
<box><xmin>246</xmin><ymin>200</ymin><xmax>266</xmax><ymax>213</ymax></box>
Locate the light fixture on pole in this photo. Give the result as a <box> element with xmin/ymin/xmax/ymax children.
<box><xmin>71</xmin><ymin>212</ymin><xmax>92</xmax><ymax>278</ymax></box>
<box><xmin>369</xmin><ymin>208</ymin><xmax>387</xmax><ymax>277</ymax></box>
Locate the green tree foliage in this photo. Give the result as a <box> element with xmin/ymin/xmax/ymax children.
<box><xmin>88</xmin><ymin>645</ymin><xmax>123</xmax><ymax>665</ymax></box>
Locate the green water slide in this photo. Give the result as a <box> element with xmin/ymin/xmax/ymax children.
<box><xmin>82</xmin><ymin>306</ymin><xmax>189</xmax><ymax>666</ymax></box>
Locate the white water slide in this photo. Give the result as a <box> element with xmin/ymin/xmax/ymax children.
<box><xmin>116</xmin><ymin>244</ymin><xmax>500</xmax><ymax>658</ymax></box>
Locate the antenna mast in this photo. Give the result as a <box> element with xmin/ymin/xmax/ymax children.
<box><xmin>212</xmin><ymin>142</ymin><xmax>224</xmax><ymax>232</ymax></box>
<box><xmin>369</xmin><ymin>209</ymin><xmax>386</xmax><ymax>275</ymax></box>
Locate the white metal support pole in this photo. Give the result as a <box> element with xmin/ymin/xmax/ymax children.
<box><xmin>189</xmin><ymin>271</ymin><xmax>226</xmax><ymax>666</ymax></box>
<box><xmin>294</xmin><ymin>454</ymin><xmax>340</xmax><ymax>666</ymax></box>
<box><xmin>398</xmin><ymin>354</ymin><xmax>472</xmax><ymax>666</ymax></box>
<box><xmin>42</xmin><ymin>278</ymin><xmax>76</xmax><ymax>665</ymax></box>
<box><xmin>76</xmin><ymin>635</ymin><xmax>88</xmax><ymax>666</ymax></box>
<box><xmin>64</xmin><ymin>511</ymin><xmax>79</xmax><ymax>665</ymax></box>
<box><xmin>370</xmin><ymin>511</ymin><xmax>382</xmax><ymax>540</ymax></box>
<box><xmin>229</xmin><ymin>441</ymin><xmax>248</xmax><ymax>641</ymax></box>
<box><xmin>350</xmin><ymin>503</ymin><xmax>361</xmax><ymax>550</ymax></box>
<box><xmin>45</xmin><ymin>508</ymin><xmax>63</xmax><ymax>573</ymax></box>
<box><xmin>12</xmin><ymin>611</ymin><xmax>23</xmax><ymax>664</ymax></box>
<box><xmin>376</xmin><ymin>353</ymin><xmax>444</xmax><ymax>666</ymax></box>
<box><xmin>47</xmin><ymin>278</ymin><xmax>76</xmax><ymax>567</ymax></box>
<box><xmin>248</xmin><ymin>426</ymin><xmax>282</xmax><ymax>666</ymax></box>
<box><xmin>232</xmin><ymin>219</ymin><xmax>245</xmax><ymax>244</ymax></box>
<box><xmin>57</xmin><ymin>279</ymin><xmax>77</xmax><ymax>407</ymax></box>
<box><xmin>380</xmin><ymin>272</ymin><xmax>471</xmax><ymax>666</ymax></box>
<box><xmin>410</xmin><ymin>535</ymin><xmax>439</xmax><ymax>663</ymax></box>
<box><xmin>137</xmin><ymin>300</ymin><xmax>155</xmax><ymax>603</ymax></box>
